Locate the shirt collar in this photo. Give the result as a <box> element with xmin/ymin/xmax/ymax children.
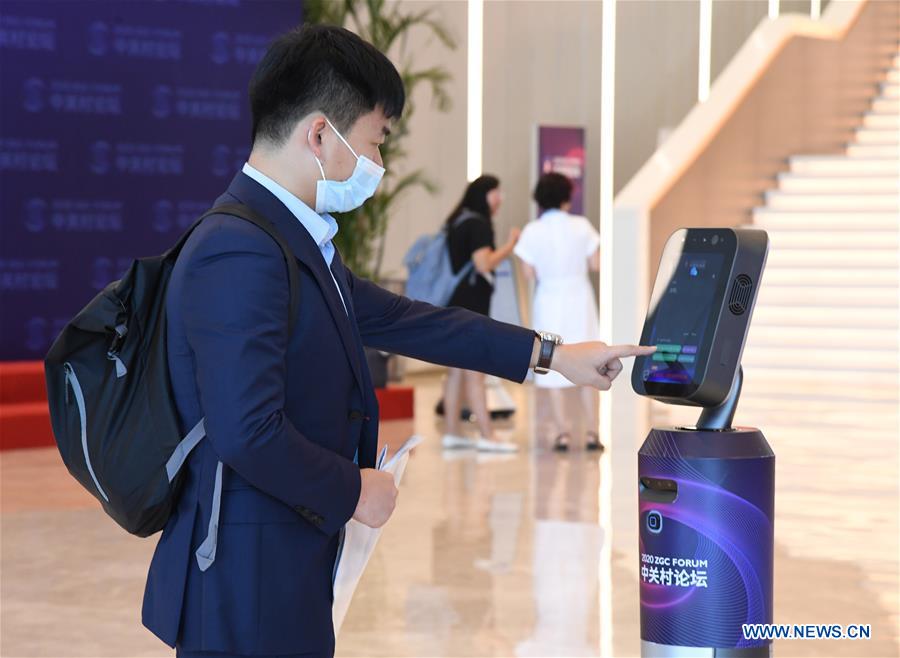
<box><xmin>241</xmin><ymin>162</ymin><xmax>338</xmax><ymax>248</ymax></box>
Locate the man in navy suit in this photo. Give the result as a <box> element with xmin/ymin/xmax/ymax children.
<box><xmin>141</xmin><ymin>24</ymin><xmax>654</xmax><ymax>658</ymax></box>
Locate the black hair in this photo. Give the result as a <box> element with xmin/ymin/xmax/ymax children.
<box><xmin>249</xmin><ymin>24</ymin><xmax>405</xmax><ymax>146</ymax></box>
<box><xmin>533</xmin><ymin>172</ymin><xmax>573</xmax><ymax>211</ymax></box>
<box><xmin>445</xmin><ymin>175</ymin><xmax>501</xmax><ymax>225</ymax></box>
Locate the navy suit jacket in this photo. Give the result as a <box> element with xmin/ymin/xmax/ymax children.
<box><xmin>141</xmin><ymin>172</ymin><xmax>535</xmax><ymax>656</ymax></box>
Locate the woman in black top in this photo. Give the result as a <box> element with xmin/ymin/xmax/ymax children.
<box><xmin>442</xmin><ymin>175</ymin><xmax>521</xmax><ymax>452</ymax></box>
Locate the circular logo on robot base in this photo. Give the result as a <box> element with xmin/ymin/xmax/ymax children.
<box><xmin>647</xmin><ymin>510</ymin><xmax>663</xmax><ymax>534</ymax></box>
<box><xmin>24</xmin><ymin>78</ymin><xmax>46</xmax><ymax>113</ymax></box>
<box><xmin>25</xmin><ymin>198</ymin><xmax>48</xmax><ymax>233</ymax></box>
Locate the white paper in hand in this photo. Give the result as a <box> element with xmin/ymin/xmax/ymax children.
<box><xmin>332</xmin><ymin>434</ymin><xmax>423</xmax><ymax>634</ymax></box>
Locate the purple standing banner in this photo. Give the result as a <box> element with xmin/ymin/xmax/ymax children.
<box><xmin>536</xmin><ymin>125</ymin><xmax>586</xmax><ymax>216</ymax></box>
<box><xmin>0</xmin><ymin>0</ymin><xmax>301</xmax><ymax>361</ymax></box>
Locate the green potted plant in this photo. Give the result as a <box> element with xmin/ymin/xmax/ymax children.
<box><xmin>305</xmin><ymin>0</ymin><xmax>456</xmax><ymax>386</ymax></box>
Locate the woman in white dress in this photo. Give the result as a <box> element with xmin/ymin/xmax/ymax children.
<box><xmin>514</xmin><ymin>173</ymin><xmax>602</xmax><ymax>452</ymax></box>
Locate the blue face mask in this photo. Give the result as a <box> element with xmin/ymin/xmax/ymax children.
<box><xmin>311</xmin><ymin>117</ymin><xmax>385</xmax><ymax>214</ymax></box>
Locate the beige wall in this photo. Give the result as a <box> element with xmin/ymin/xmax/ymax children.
<box><xmin>712</xmin><ymin>0</ymin><xmax>822</xmax><ymax>83</ymax></box>
<box><xmin>614</xmin><ymin>0</ymin><xmax>700</xmax><ymax>193</ymax></box>
<box><xmin>379</xmin><ymin>1</ymin><xmax>468</xmax><ymax>281</ymax></box>
<box><xmin>481</xmin><ymin>1</ymin><xmax>604</xmax><ymax>239</ymax></box>
<box><xmin>378</xmin><ymin>0</ymin><xmax>827</xmax><ymax>277</ymax></box>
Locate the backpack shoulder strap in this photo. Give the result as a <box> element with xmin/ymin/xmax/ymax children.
<box><xmin>170</xmin><ymin>203</ymin><xmax>301</xmax><ymax>333</ymax></box>
<box><xmin>450</xmin><ymin>209</ymin><xmax>481</xmax><ymax>229</ymax></box>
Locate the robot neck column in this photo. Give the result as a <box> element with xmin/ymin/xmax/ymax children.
<box><xmin>695</xmin><ymin>365</ymin><xmax>743</xmax><ymax>431</ymax></box>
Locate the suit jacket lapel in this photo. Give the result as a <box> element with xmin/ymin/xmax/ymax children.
<box><xmin>224</xmin><ymin>172</ymin><xmax>365</xmax><ymax>395</ymax></box>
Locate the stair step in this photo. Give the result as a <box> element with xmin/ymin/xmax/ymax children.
<box><xmin>765</xmin><ymin>228</ymin><xmax>899</xmax><ymax>249</ymax></box>
<box><xmin>752</xmin><ymin>305</ymin><xmax>898</xmax><ymax>329</ymax></box>
<box><xmin>880</xmin><ymin>82</ymin><xmax>899</xmax><ymax>98</ymax></box>
<box><xmin>761</xmin><ymin>267</ymin><xmax>899</xmax><ymax>287</ymax></box>
<box><xmin>758</xmin><ymin>423</ymin><xmax>899</xmax><ymax>445</ymax></box>
<box><xmin>855</xmin><ymin>128</ymin><xmax>900</xmax><ymax>145</ymax></box>
<box><xmin>753</xmin><ymin>209</ymin><xmax>899</xmax><ymax>230</ymax></box>
<box><xmin>766</xmin><ymin>248</ymin><xmax>898</xmax><ymax>268</ymax></box>
<box><xmin>789</xmin><ymin>156</ymin><xmax>899</xmax><ymax>175</ymax></box>
<box><xmin>741</xmin><ymin>346</ymin><xmax>898</xmax><ymax>371</ymax></box>
<box><xmin>862</xmin><ymin>112</ymin><xmax>899</xmax><ymax>129</ymax></box>
<box><xmin>735</xmin><ymin>396</ymin><xmax>898</xmax><ymax>421</ymax></box>
<box><xmin>746</xmin><ymin>325</ymin><xmax>898</xmax><ymax>348</ymax></box>
<box><xmin>765</xmin><ymin>190</ymin><xmax>899</xmax><ymax>211</ymax></box>
<box><xmin>650</xmin><ymin>400</ymin><xmax>899</xmax><ymax>430</ymax></box>
<box><xmin>739</xmin><ymin>368</ymin><xmax>898</xmax><ymax>401</ymax></box>
<box><xmin>743</xmin><ymin>404</ymin><xmax>898</xmax><ymax>423</ymax></box>
<box><xmin>847</xmin><ymin>143</ymin><xmax>899</xmax><ymax>158</ymax></box>
<box><xmin>754</xmin><ymin>285</ymin><xmax>898</xmax><ymax>307</ymax></box>
<box><xmin>871</xmin><ymin>98</ymin><xmax>899</xmax><ymax>114</ymax></box>
<box><xmin>777</xmin><ymin>173</ymin><xmax>899</xmax><ymax>193</ymax></box>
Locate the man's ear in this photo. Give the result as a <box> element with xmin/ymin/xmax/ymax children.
<box><xmin>305</xmin><ymin>116</ymin><xmax>327</xmax><ymax>157</ymax></box>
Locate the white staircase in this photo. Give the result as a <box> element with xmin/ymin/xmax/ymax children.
<box><xmin>742</xmin><ymin>47</ymin><xmax>900</xmax><ymax>435</ymax></box>
<box><xmin>653</xmin><ymin>48</ymin><xmax>900</xmax><ymax>435</ymax></box>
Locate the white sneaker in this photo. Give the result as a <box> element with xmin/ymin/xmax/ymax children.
<box><xmin>475</xmin><ymin>437</ymin><xmax>519</xmax><ymax>453</ymax></box>
<box><xmin>442</xmin><ymin>433</ymin><xmax>476</xmax><ymax>449</ymax></box>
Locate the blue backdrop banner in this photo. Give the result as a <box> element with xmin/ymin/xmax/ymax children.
<box><xmin>0</xmin><ymin>0</ymin><xmax>301</xmax><ymax>360</ymax></box>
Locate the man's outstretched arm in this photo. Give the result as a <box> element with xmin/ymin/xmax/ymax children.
<box><xmin>347</xmin><ymin>271</ymin><xmax>655</xmax><ymax>389</ymax></box>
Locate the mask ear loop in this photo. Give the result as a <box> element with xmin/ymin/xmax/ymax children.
<box><xmin>323</xmin><ymin>116</ymin><xmax>360</xmax><ymax>160</ymax></box>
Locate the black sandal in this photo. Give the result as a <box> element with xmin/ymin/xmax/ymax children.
<box><xmin>586</xmin><ymin>431</ymin><xmax>605</xmax><ymax>452</ymax></box>
<box><xmin>552</xmin><ymin>433</ymin><xmax>571</xmax><ymax>452</ymax></box>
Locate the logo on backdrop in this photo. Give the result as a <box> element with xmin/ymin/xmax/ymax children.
<box><xmin>88</xmin><ymin>21</ymin><xmax>182</xmax><ymax>60</ymax></box>
<box><xmin>212</xmin><ymin>144</ymin><xmax>248</xmax><ymax>177</ymax></box>
<box><xmin>1</xmin><ymin>0</ymin><xmax>296</xmax><ymax>359</ymax></box>
<box><xmin>90</xmin><ymin>141</ymin><xmax>112</xmax><ymax>175</ymax></box>
<box><xmin>24</xmin><ymin>198</ymin><xmax>48</xmax><ymax>232</ymax></box>
<box><xmin>90</xmin><ymin>141</ymin><xmax>184</xmax><ymax>176</ymax></box>
<box><xmin>91</xmin><ymin>257</ymin><xmax>133</xmax><ymax>290</ymax></box>
<box><xmin>153</xmin><ymin>200</ymin><xmax>209</xmax><ymax>233</ymax></box>
<box><xmin>23</xmin><ymin>77</ymin><xmax>45</xmax><ymax>112</ymax></box>
<box><xmin>25</xmin><ymin>317</ymin><xmax>48</xmax><ymax>352</ymax></box>
<box><xmin>0</xmin><ymin>15</ymin><xmax>57</xmax><ymax>52</ymax></box>
<box><xmin>0</xmin><ymin>139</ymin><xmax>58</xmax><ymax>172</ymax></box>
<box><xmin>152</xmin><ymin>84</ymin><xmax>241</xmax><ymax>120</ymax></box>
<box><xmin>0</xmin><ymin>259</ymin><xmax>60</xmax><ymax>292</ymax></box>
<box><xmin>209</xmin><ymin>31</ymin><xmax>269</xmax><ymax>65</ymax></box>
<box><xmin>87</xmin><ymin>21</ymin><xmax>109</xmax><ymax>56</ymax></box>
<box><xmin>24</xmin><ymin>317</ymin><xmax>68</xmax><ymax>353</ymax></box>
<box><xmin>24</xmin><ymin>77</ymin><xmax>123</xmax><ymax>116</ymax></box>
<box><xmin>24</xmin><ymin>198</ymin><xmax>124</xmax><ymax>233</ymax></box>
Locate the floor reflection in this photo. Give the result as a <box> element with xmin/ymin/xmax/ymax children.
<box><xmin>0</xmin><ymin>371</ymin><xmax>897</xmax><ymax>657</ymax></box>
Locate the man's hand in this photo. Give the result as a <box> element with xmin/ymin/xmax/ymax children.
<box><xmin>352</xmin><ymin>469</ymin><xmax>398</xmax><ymax>528</ymax></box>
<box><xmin>549</xmin><ymin>341</ymin><xmax>657</xmax><ymax>390</ymax></box>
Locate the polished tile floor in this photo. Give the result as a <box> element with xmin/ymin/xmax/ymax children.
<box><xmin>1</xmin><ymin>372</ymin><xmax>898</xmax><ymax>657</ymax></box>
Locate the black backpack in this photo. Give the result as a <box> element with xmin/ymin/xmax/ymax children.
<box><xmin>44</xmin><ymin>204</ymin><xmax>299</xmax><ymax>537</ymax></box>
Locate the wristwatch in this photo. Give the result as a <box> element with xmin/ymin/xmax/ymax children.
<box><xmin>533</xmin><ymin>330</ymin><xmax>563</xmax><ymax>375</ymax></box>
